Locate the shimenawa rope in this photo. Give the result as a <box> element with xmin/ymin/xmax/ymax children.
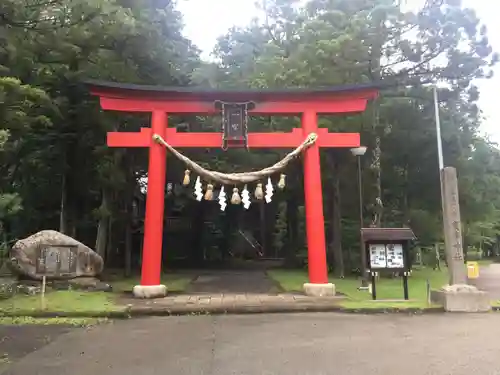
<box><xmin>152</xmin><ymin>133</ymin><xmax>318</xmax><ymax>185</ymax></box>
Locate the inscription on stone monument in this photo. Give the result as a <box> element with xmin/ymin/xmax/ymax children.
<box><xmin>36</xmin><ymin>244</ymin><xmax>78</xmax><ymax>277</ymax></box>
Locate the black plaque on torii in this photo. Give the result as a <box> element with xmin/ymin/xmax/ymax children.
<box><xmin>215</xmin><ymin>101</ymin><xmax>256</xmax><ymax>150</ymax></box>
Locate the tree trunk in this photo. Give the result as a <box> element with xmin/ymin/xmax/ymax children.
<box><xmin>368</xmin><ymin>23</ymin><xmax>384</xmax><ymax>228</ymax></box>
<box><xmin>403</xmin><ymin>157</ymin><xmax>410</xmax><ymax>226</ymax></box>
<box><xmin>59</xmin><ymin>171</ymin><xmax>77</xmax><ymax>238</ymax></box>
<box><xmin>95</xmin><ymin>188</ymin><xmax>110</xmax><ymax>260</ymax></box>
<box><xmin>259</xmin><ymin>200</ymin><xmax>266</xmax><ymax>256</ymax></box>
<box><xmin>331</xmin><ymin>158</ymin><xmax>344</xmax><ymax>277</ymax></box>
<box><xmin>125</xmin><ymin>214</ymin><xmax>132</xmax><ymax>277</ymax></box>
<box><xmin>265</xmin><ymin>200</ymin><xmax>278</xmax><ymax>258</ymax></box>
<box><xmin>190</xmin><ymin>200</ymin><xmax>206</xmax><ymax>267</ymax></box>
<box><xmin>59</xmin><ymin>174</ymin><xmax>67</xmax><ymax>234</ymax></box>
<box><xmin>284</xmin><ymin>188</ymin><xmax>299</xmax><ymax>267</ymax></box>
<box><xmin>221</xmin><ymin>206</ymin><xmax>233</xmax><ymax>262</ymax></box>
<box><xmin>371</xmin><ymin>134</ymin><xmax>382</xmax><ymax>227</ymax></box>
<box><xmin>106</xmin><ymin>214</ymin><xmax>113</xmax><ymax>264</ymax></box>
<box><xmin>64</xmin><ymin>58</ymin><xmax>80</xmax><ymax>240</ymax></box>
<box><xmin>434</xmin><ymin>243</ymin><xmax>441</xmax><ymax>270</ymax></box>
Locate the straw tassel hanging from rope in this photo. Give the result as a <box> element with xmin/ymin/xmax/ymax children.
<box><xmin>231</xmin><ymin>188</ymin><xmax>241</xmax><ymax>205</ymax></box>
<box><xmin>254</xmin><ymin>183</ymin><xmax>264</xmax><ymax>200</ymax></box>
<box><xmin>278</xmin><ymin>174</ymin><xmax>286</xmax><ymax>190</ymax></box>
<box><xmin>182</xmin><ymin>170</ymin><xmax>191</xmax><ymax>186</ymax></box>
<box><xmin>204</xmin><ymin>184</ymin><xmax>214</xmax><ymax>201</ymax></box>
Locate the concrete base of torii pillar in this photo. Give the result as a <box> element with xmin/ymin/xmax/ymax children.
<box><xmin>303</xmin><ymin>283</ymin><xmax>336</xmax><ymax>297</ymax></box>
<box><xmin>133</xmin><ymin>285</ymin><xmax>168</xmax><ymax>299</ymax></box>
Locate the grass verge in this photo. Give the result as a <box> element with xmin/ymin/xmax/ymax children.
<box><xmin>108</xmin><ymin>274</ymin><xmax>192</xmax><ymax>294</ymax></box>
<box><xmin>268</xmin><ymin>268</ymin><xmax>448</xmax><ymax>309</ymax></box>
<box><xmin>0</xmin><ymin>316</ymin><xmax>106</xmax><ymax>326</ymax></box>
<box><xmin>0</xmin><ymin>273</ymin><xmax>192</xmax><ymax>319</ymax></box>
<box><xmin>0</xmin><ymin>291</ymin><xmax>124</xmax><ymax>315</ymax></box>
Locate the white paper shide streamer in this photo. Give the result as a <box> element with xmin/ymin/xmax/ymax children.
<box><xmin>265</xmin><ymin>177</ymin><xmax>274</xmax><ymax>203</ymax></box>
<box><xmin>218</xmin><ymin>186</ymin><xmax>227</xmax><ymax>211</ymax></box>
<box><xmin>194</xmin><ymin>176</ymin><xmax>203</xmax><ymax>201</ymax></box>
<box><xmin>242</xmin><ymin>185</ymin><xmax>251</xmax><ymax>209</ymax></box>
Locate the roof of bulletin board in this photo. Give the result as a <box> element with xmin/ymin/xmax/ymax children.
<box><xmin>361</xmin><ymin>228</ymin><xmax>416</xmax><ymax>242</ymax></box>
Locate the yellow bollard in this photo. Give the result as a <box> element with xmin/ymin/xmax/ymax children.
<box><xmin>467</xmin><ymin>261</ymin><xmax>479</xmax><ymax>279</ymax></box>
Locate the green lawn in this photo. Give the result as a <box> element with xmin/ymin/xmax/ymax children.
<box><xmin>0</xmin><ymin>291</ymin><xmax>122</xmax><ymax>314</ymax></box>
<box><xmin>0</xmin><ymin>273</ymin><xmax>192</xmax><ymax>316</ymax></box>
<box><xmin>0</xmin><ymin>317</ymin><xmax>105</xmax><ymax>326</ymax></box>
<box><xmin>108</xmin><ymin>273</ymin><xmax>192</xmax><ymax>294</ymax></box>
<box><xmin>268</xmin><ymin>268</ymin><xmax>449</xmax><ymax>309</ymax></box>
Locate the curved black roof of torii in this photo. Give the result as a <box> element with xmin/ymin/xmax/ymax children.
<box><xmin>85</xmin><ymin>79</ymin><xmax>393</xmax><ymax>102</ymax></box>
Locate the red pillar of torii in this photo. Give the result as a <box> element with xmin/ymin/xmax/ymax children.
<box><xmin>87</xmin><ymin>81</ymin><xmax>379</xmax><ymax>298</ymax></box>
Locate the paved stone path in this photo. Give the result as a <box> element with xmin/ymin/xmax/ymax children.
<box><xmin>125</xmin><ymin>292</ymin><xmax>344</xmax><ymax>314</ymax></box>
<box><xmin>186</xmin><ymin>270</ymin><xmax>280</xmax><ymax>294</ymax></box>
<box><xmin>121</xmin><ymin>270</ymin><xmax>344</xmax><ymax>313</ymax></box>
<box><xmin>122</xmin><ymin>268</ymin><xmax>455</xmax><ymax>314</ymax></box>
<box><xmin>4</xmin><ymin>313</ymin><xmax>500</xmax><ymax>375</ymax></box>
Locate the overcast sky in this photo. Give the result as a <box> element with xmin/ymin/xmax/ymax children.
<box><xmin>177</xmin><ymin>0</ymin><xmax>499</xmax><ymax>142</ymax></box>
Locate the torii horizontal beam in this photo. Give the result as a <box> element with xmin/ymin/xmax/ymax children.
<box><xmin>107</xmin><ymin>127</ymin><xmax>360</xmax><ymax>148</ymax></box>
<box><xmin>99</xmin><ymin>97</ymin><xmax>370</xmax><ymax>114</ymax></box>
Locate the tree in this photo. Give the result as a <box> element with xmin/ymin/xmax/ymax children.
<box><xmin>208</xmin><ymin>0</ymin><xmax>498</xmax><ymax>272</ymax></box>
<box><xmin>0</xmin><ymin>0</ymin><xmax>198</xmax><ymax>264</ymax></box>
<box><xmin>0</xmin><ymin>77</ymin><xmax>54</xmax><ymax>244</ymax></box>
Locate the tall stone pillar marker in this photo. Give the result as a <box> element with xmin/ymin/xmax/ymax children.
<box><xmin>442</xmin><ymin>167</ymin><xmax>467</xmax><ymax>285</ymax></box>
<box><xmin>431</xmin><ymin>167</ymin><xmax>490</xmax><ymax>312</ymax></box>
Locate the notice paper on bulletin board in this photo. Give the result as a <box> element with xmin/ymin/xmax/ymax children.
<box><xmin>386</xmin><ymin>243</ymin><xmax>404</xmax><ymax>269</ymax></box>
<box><xmin>369</xmin><ymin>243</ymin><xmax>405</xmax><ymax>269</ymax></box>
<box><xmin>369</xmin><ymin>244</ymin><xmax>387</xmax><ymax>269</ymax></box>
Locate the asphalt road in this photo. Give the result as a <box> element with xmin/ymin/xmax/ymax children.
<box><xmin>3</xmin><ymin>313</ymin><xmax>500</xmax><ymax>375</ymax></box>
<box><xmin>472</xmin><ymin>264</ymin><xmax>500</xmax><ymax>300</ymax></box>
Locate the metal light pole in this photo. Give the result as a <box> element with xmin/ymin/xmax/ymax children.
<box><xmin>433</xmin><ymin>85</ymin><xmax>448</xmax><ymax>268</ymax></box>
<box><xmin>433</xmin><ymin>86</ymin><xmax>444</xmax><ymax>172</ymax></box>
<box><xmin>351</xmin><ymin>146</ymin><xmax>368</xmax><ymax>286</ymax></box>
<box><xmin>433</xmin><ymin>86</ymin><xmax>445</xmax><ymax>217</ymax></box>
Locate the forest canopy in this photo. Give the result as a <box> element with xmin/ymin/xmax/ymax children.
<box><xmin>0</xmin><ymin>0</ymin><xmax>498</xmax><ymax>274</ymax></box>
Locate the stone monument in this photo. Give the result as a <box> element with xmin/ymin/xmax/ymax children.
<box><xmin>431</xmin><ymin>167</ymin><xmax>490</xmax><ymax>312</ymax></box>
<box><xmin>9</xmin><ymin>230</ymin><xmax>104</xmax><ymax>280</ymax></box>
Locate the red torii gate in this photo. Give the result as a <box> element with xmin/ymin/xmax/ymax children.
<box><xmin>87</xmin><ymin>81</ymin><xmax>379</xmax><ymax>298</ymax></box>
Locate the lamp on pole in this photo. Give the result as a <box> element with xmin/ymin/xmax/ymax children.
<box><xmin>350</xmin><ymin>146</ymin><xmax>368</xmax><ymax>286</ymax></box>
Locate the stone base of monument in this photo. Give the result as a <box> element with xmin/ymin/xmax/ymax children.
<box><xmin>17</xmin><ymin>283</ymin><xmax>41</xmax><ymax>296</ymax></box>
<box><xmin>303</xmin><ymin>283</ymin><xmax>336</xmax><ymax>297</ymax></box>
<box><xmin>133</xmin><ymin>284</ymin><xmax>167</xmax><ymax>299</ymax></box>
<box><xmin>431</xmin><ymin>284</ymin><xmax>491</xmax><ymax>313</ymax></box>
<box><xmin>0</xmin><ymin>278</ymin><xmax>18</xmax><ymax>299</ymax></box>
<box><xmin>51</xmin><ymin>277</ymin><xmax>113</xmax><ymax>292</ymax></box>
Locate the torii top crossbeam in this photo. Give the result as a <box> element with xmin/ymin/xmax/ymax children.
<box><xmin>87</xmin><ymin>80</ymin><xmax>380</xmax><ymax>298</ymax></box>
<box><xmin>88</xmin><ymin>81</ymin><xmax>380</xmax><ymax>148</ymax></box>
<box><xmin>87</xmin><ymin>79</ymin><xmax>379</xmax><ymax>105</ymax></box>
